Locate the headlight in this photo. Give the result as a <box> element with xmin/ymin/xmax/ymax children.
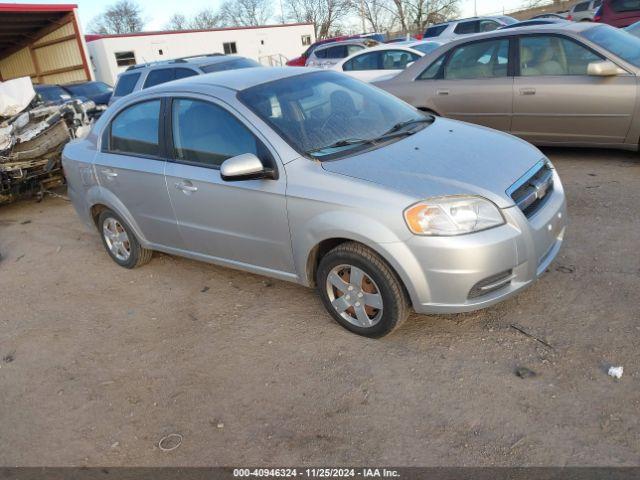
<box><xmin>404</xmin><ymin>196</ymin><xmax>505</xmax><ymax>236</ymax></box>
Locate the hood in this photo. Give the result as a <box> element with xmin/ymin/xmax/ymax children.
<box><xmin>321</xmin><ymin>118</ymin><xmax>545</xmax><ymax>209</ymax></box>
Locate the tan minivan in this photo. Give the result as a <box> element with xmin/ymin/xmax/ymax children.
<box><xmin>376</xmin><ymin>22</ymin><xmax>640</xmax><ymax>150</ymax></box>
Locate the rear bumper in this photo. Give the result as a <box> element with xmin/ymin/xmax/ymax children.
<box><xmin>384</xmin><ymin>170</ymin><xmax>567</xmax><ymax>314</ymax></box>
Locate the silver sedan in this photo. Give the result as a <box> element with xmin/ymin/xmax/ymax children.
<box><xmin>62</xmin><ymin>67</ymin><xmax>567</xmax><ymax>337</ymax></box>
<box><xmin>376</xmin><ymin>23</ymin><xmax>640</xmax><ymax>150</ymax></box>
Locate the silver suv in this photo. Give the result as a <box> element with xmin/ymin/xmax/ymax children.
<box><xmin>109</xmin><ymin>54</ymin><xmax>260</xmax><ymax>105</ymax></box>
<box><xmin>423</xmin><ymin>16</ymin><xmax>518</xmax><ymax>41</ymax></box>
<box><xmin>63</xmin><ymin>67</ymin><xmax>567</xmax><ymax>337</ymax></box>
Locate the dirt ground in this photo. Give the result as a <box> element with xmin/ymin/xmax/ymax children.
<box><xmin>0</xmin><ymin>148</ymin><xmax>638</xmax><ymax>467</ymax></box>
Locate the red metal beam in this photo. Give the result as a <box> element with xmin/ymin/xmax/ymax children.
<box><xmin>0</xmin><ymin>4</ymin><xmax>77</xmax><ymax>13</ymax></box>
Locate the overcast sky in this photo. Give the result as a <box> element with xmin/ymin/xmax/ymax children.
<box><xmin>17</xmin><ymin>0</ymin><xmax>529</xmax><ymax>32</ymax></box>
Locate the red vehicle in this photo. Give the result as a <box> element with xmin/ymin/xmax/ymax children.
<box><xmin>594</xmin><ymin>0</ymin><xmax>640</xmax><ymax>27</ymax></box>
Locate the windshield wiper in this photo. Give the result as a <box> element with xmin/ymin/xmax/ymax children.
<box><xmin>378</xmin><ymin>116</ymin><xmax>435</xmax><ymax>139</ymax></box>
<box><xmin>307</xmin><ymin>137</ymin><xmax>373</xmax><ymax>154</ymax></box>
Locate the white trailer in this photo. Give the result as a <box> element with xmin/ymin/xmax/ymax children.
<box><xmin>86</xmin><ymin>23</ymin><xmax>316</xmax><ymax>85</ymax></box>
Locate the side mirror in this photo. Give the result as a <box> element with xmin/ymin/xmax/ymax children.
<box><xmin>587</xmin><ymin>60</ymin><xmax>624</xmax><ymax>76</ymax></box>
<box><xmin>406</xmin><ymin>61</ymin><xmax>415</xmax><ymax>68</ymax></box>
<box><xmin>220</xmin><ymin>153</ymin><xmax>275</xmax><ymax>181</ymax></box>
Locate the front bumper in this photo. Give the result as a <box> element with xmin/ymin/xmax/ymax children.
<box><xmin>383</xmin><ymin>170</ymin><xmax>567</xmax><ymax>314</ymax></box>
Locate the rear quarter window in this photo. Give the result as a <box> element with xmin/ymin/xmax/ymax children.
<box><xmin>113</xmin><ymin>73</ymin><xmax>140</xmax><ymax>97</ymax></box>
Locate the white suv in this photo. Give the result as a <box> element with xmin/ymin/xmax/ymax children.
<box><xmin>423</xmin><ymin>16</ymin><xmax>518</xmax><ymax>42</ymax></box>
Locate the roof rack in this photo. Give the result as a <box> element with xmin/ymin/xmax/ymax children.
<box><xmin>126</xmin><ymin>52</ymin><xmax>224</xmax><ymax>71</ymax></box>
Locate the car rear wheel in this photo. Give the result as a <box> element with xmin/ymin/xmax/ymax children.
<box><xmin>98</xmin><ymin>209</ymin><xmax>152</xmax><ymax>269</ymax></box>
<box><xmin>316</xmin><ymin>242</ymin><xmax>409</xmax><ymax>337</ymax></box>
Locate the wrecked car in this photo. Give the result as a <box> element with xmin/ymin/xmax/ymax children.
<box><xmin>0</xmin><ymin>76</ymin><xmax>94</xmax><ymax>205</ymax></box>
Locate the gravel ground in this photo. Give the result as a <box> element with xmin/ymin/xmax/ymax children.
<box><xmin>0</xmin><ymin>148</ymin><xmax>638</xmax><ymax>467</ymax></box>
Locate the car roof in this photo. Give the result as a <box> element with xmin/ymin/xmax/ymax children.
<box><xmin>442</xmin><ymin>19</ymin><xmax>598</xmax><ymax>41</ymax></box>
<box><xmin>314</xmin><ymin>39</ymin><xmax>371</xmax><ymax>50</ymax></box>
<box><xmin>150</xmin><ymin>66</ymin><xmax>313</xmax><ymax>93</ymax></box>
<box><xmin>429</xmin><ymin>15</ymin><xmax>512</xmax><ymax>26</ymax></box>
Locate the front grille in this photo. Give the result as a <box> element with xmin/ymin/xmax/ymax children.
<box><xmin>508</xmin><ymin>161</ymin><xmax>554</xmax><ymax>218</ymax></box>
<box><xmin>468</xmin><ymin>269</ymin><xmax>513</xmax><ymax>299</ymax></box>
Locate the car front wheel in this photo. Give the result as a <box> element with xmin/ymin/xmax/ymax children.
<box><xmin>317</xmin><ymin>242</ymin><xmax>410</xmax><ymax>337</ymax></box>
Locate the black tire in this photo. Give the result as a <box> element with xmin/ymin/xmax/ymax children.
<box><xmin>98</xmin><ymin>209</ymin><xmax>152</xmax><ymax>269</ymax></box>
<box><xmin>316</xmin><ymin>242</ymin><xmax>410</xmax><ymax>337</ymax></box>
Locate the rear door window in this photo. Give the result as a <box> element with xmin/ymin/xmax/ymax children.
<box><xmin>143</xmin><ymin>68</ymin><xmax>175</xmax><ymax>88</ymax></box>
<box><xmin>343</xmin><ymin>51</ymin><xmax>380</xmax><ymax>70</ymax></box>
<box><xmin>424</xmin><ymin>24</ymin><xmax>448</xmax><ymax>37</ymax></box>
<box><xmin>445</xmin><ymin>39</ymin><xmax>509</xmax><ymax>79</ymax></box>
<box><xmin>174</xmin><ymin>68</ymin><xmax>199</xmax><ymax>80</ymax></box>
<box><xmin>326</xmin><ymin>46</ymin><xmax>347</xmax><ymax>58</ymax></box>
<box><xmin>109</xmin><ymin>100</ymin><xmax>162</xmax><ymax>157</ymax></box>
<box><xmin>380</xmin><ymin>50</ymin><xmax>421</xmax><ymax>69</ymax></box>
<box><xmin>478</xmin><ymin>20</ymin><xmax>500</xmax><ymax>32</ymax></box>
<box><xmin>454</xmin><ymin>21</ymin><xmax>478</xmax><ymax>34</ymax></box>
<box><xmin>113</xmin><ymin>73</ymin><xmax>140</xmax><ymax>97</ymax></box>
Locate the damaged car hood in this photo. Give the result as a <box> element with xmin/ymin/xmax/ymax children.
<box><xmin>321</xmin><ymin>118</ymin><xmax>545</xmax><ymax>208</ymax></box>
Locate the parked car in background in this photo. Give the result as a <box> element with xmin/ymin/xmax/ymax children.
<box><xmin>594</xmin><ymin>0</ymin><xmax>640</xmax><ymax>26</ymax></box>
<box><xmin>330</xmin><ymin>45</ymin><xmax>423</xmax><ymax>82</ymax></box>
<box><xmin>286</xmin><ymin>34</ymin><xmax>383</xmax><ymax>66</ymax></box>
<box><xmin>624</xmin><ymin>18</ymin><xmax>640</xmax><ymax>34</ymax></box>
<box><xmin>386</xmin><ymin>36</ymin><xmax>418</xmax><ymax>43</ymax></box>
<box><xmin>531</xmin><ymin>13</ymin><xmax>568</xmax><ymax>19</ymax></box>
<box><xmin>567</xmin><ymin>0</ymin><xmax>602</xmax><ymax>20</ymax></box>
<box><xmin>63</xmin><ymin>81</ymin><xmax>112</xmax><ymax>106</ymax></box>
<box><xmin>499</xmin><ymin>18</ymin><xmax>570</xmax><ymax>28</ymax></box>
<box><xmin>62</xmin><ymin>67</ymin><xmax>567</xmax><ymax>337</ymax></box>
<box><xmin>305</xmin><ymin>39</ymin><xmax>378</xmax><ymax>67</ymax></box>
<box><xmin>110</xmin><ymin>54</ymin><xmax>260</xmax><ymax>104</ymax></box>
<box><xmin>286</xmin><ymin>36</ymin><xmax>353</xmax><ymax>66</ymax></box>
<box><xmin>34</xmin><ymin>84</ymin><xmax>73</xmax><ymax>105</ymax></box>
<box><xmin>395</xmin><ymin>39</ymin><xmax>445</xmax><ymax>54</ymax></box>
<box><xmin>376</xmin><ymin>23</ymin><xmax>640</xmax><ymax>149</ymax></box>
<box><xmin>423</xmin><ymin>16</ymin><xmax>518</xmax><ymax>41</ymax></box>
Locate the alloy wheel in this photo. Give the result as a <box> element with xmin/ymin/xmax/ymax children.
<box><xmin>325</xmin><ymin>264</ymin><xmax>384</xmax><ymax>327</ymax></box>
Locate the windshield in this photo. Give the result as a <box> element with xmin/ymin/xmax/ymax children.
<box><xmin>411</xmin><ymin>42</ymin><xmax>442</xmax><ymax>54</ymax></box>
<box><xmin>37</xmin><ymin>86</ymin><xmax>70</xmax><ymax>102</ymax></box>
<box><xmin>65</xmin><ymin>82</ymin><xmax>112</xmax><ymax>96</ymax></box>
<box><xmin>238</xmin><ymin>71</ymin><xmax>428</xmax><ymax>160</ymax></box>
<box><xmin>582</xmin><ymin>24</ymin><xmax>640</xmax><ymax>67</ymax></box>
<box><xmin>201</xmin><ymin>58</ymin><xmax>260</xmax><ymax>73</ymax></box>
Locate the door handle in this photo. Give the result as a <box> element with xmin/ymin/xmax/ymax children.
<box><xmin>101</xmin><ymin>169</ymin><xmax>118</xmax><ymax>178</ymax></box>
<box><xmin>520</xmin><ymin>88</ymin><xmax>536</xmax><ymax>95</ymax></box>
<box><xmin>436</xmin><ymin>89</ymin><xmax>449</xmax><ymax>96</ymax></box>
<box><xmin>175</xmin><ymin>181</ymin><xmax>198</xmax><ymax>193</ymax></box>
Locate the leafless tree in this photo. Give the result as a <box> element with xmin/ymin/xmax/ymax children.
<box><xmin>88</xmin><ymin>0</ymin><xmax>145</xmax><ymax>34</ymax></box>
<box><xmin>165</xmin><ymin>13</ymin><xmax>188</xmax><ymax>30</ymax></box>
<box><xmin>218</xmin><ymin>0</ymin><xmax>274</xmax><ymax>26</ymax></box>
<box><xmin>188</xmin><ymin>8</ymin><xmax>224</xmax><ymax>29</ymax></box>
<box><xmin>389</xmin><ymin>0</ymin><xmax>459</xmax><ymax>34</ymax></box>
<box><xmin>352</xmin><ymin>0</ymin><xmax>398</xmax><ymax>32</ymax></box>
<box><xmin>286</xmin><ymin>0</ymin><xmax>352</xmax><ymax>38</ymax></box>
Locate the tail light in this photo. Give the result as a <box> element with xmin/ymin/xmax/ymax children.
<box><xmin>567</xmin><ymin>14</ymin><xmax>573</xmax><ymax>20</ymax></box>
<box><xmin>594</xmin><ymin>6</ymin><xmax>603</xmax><ymax>21</ymax></box>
